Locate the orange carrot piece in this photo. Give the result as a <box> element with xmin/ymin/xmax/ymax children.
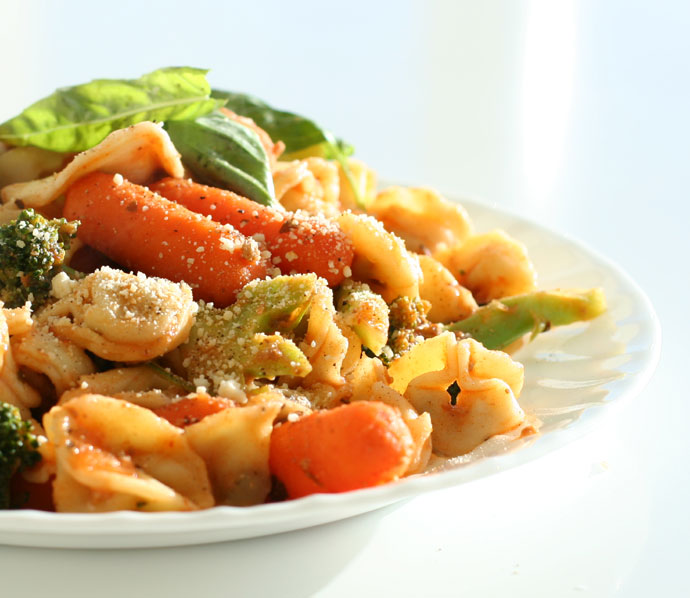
<box><xmin>153</xmin><ymin>395</ymin><xmax>233</xmax><ymax>428</ymax></box>
<box><xmin>64</xmin><ymin>172</ymin><xmax>269</xmax><ymax>306</ymax></box>
<box><xmin>150</xmin><ymin>177</ymin><xmax>285</xmax><ymax>238</ymax></box>
<box><xmin>151</xmin><ymin>177</ymin><xmax>354</xmax><ymax>286</ymax></box>
<box><xmin>269</xmin><ymin>401</ymin><xmax>414</xmax><ymax>499</ymax></box>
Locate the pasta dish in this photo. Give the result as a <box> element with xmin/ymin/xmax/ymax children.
<box><xmin>0</xmin><ymin>68</ymin><xmax>605</xmax><ymax>512</ymax></box>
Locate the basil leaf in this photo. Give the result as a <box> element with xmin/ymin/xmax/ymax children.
<box><xmin>212</xmin><ymin>90</ymin><xmax>362</xmax><ymax>207</ymax></box>
<box><xmin>0</xmin><ymin>67</ymin><xmax>222</xmax><ymax>153</ymax></box>
<box><xmin>166</xmin><ymin>111</ymin><xmax>277</xmax><ymax>207</ymax></box>
<box><xmin>212</xmin><ymin>90</ymin><xmax>331</xmax><ymax>155</ymax></box>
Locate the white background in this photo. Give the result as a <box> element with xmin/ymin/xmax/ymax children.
<box><xmin>1</xmin><ymin>1</ymin><xmax>688</xmax><ymax>596</ymax></box>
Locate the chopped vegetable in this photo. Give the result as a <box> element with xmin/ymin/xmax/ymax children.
<box><xmin>63</xmin><ymin>172</ymin><xmax>269</xmax><ymax>306</ymax></box>
<box><xmin>179</xmin><ymin>275</ymin><xmax>318</xmax><ymax>390</ymax></box>
<box><xmin>0</xmin><ymin>208</ymin><xmax>78</xmax><ymax>309</ymax></box>
<box><xmin>153</xmin><ymin>395</ymin><xmax>233</xmax><ymax>428</ymax></box>
<box><xmin>387</xmin><ymin>296</ymin><xmax>444</xmax><ymax>358</ymax></box>
<box><xmin>0</xmin><ymin>401</ymin><xmax>42</xmax><ymax>509</ymax></box>
<box><xmin>151</xmin><ymin>177</ymin><xmax>354</xmax><ymax>286</ymax></box>
<box><xmin>269</xmin><ymin>401</ymin><xmax>414</xmax><ymax>498</ymax></box>
<box><xmin>335</xmin><ymin>280</ymin><xmax>389</xmax><ymax>355</ymax></box>
<box><xmin>165</xmin><ymin>111</ymin><xmax>277</xmax><ymax>207</ymax></box>
<box><xmin>446</xmin><ymin>288</ymin><xmax>607</xmax><ymax>350</ymax></box>
<box><xmin>0</xmin><ymin>67</ymin><xmax>221</xmax><ymax>152</ymax></box>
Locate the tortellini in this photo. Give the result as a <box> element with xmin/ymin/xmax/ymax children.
<box><xmin>185</xmin><ymin>399</ymin><xmax>282</xmax><ymax>506</ymax></box>
<box><xmin>13</xmin><ymin>325</ymin><xmax>96</xmax><ymax>397</ymax></box>
<box><xmin>337</xmin><ymin>212</ymin><xmax>421</xmax><ymax>302</ymax></box>
<box><xmin>388</xmin><ymin>332</ymin><xmax>525</xmax><ymax>457</ymax></box>
<box><xmin>39</xmin><ymin>267</ymin><xmax>196</xmax><ymax>362</ymax></box>
<box><xmin>0</xmin><ymin>307</ymin><xmax>41</xmax><ymax>414</ymax></box>
<box><xmin>44</xmin><ymin>395</ymin><xmax>214</xmax><ymax>512</ymax></box>
<box><xmin>274</xmin><ymin>158</ymin><xmax>341</xmax><ymax>218</ymax></box>
<box><xmin>1</xmin><ymin>122</ymin><xmax>184</xmax><ymax>208</ymax></box>
<box><xmin>369</xmin><ymin>187</ymin><xmax>473</xmax><ymax>254</ymax></box>
<box><xmin>300</xmin><ymin>279</ymin><xmax>348</xmax><ymax>388</ymax></box>
<box><xmin>60</xmin><ymin>365</ymin><xmax>186</xmax><ymax>405</ymax></box>
<box><xmin>435</xmin><ymin>230</ymin><xmax>537</xmax><ymax>304</ymax></box>
<box><xmin>418</xmin><ymin>255</ymin><xmax>477</xmax><ymax>323</ymax></box>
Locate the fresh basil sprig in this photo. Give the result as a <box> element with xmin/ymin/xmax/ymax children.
<box><xmin>212</xmin><ymin>90</ymin><xmax>364</xmax><ymax>208</ymax></box>
<box><xmin>211</xmin><ymin>90</ymin><xmax>352</xmax><ymax>158</ymax></box>
<box><xmin>166</xmin><ymin>111</ymin><xmax>277</xmax><ymax>207</ymax></box>
<box><xmin>0</xmin><ymin>67</ymin><xmax>222</xmax><ymax>153</ymax></box>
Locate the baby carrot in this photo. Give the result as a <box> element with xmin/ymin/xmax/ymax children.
<box><xmin>153</xmin><ymin>395</ymin><xmax>233</xmax><ymax>428</ymax></box>
<box><xmin>64</xmin><ymin>172</ymin><xmax>269</xmax><ymax>306</ymax></box>
<box><xmin>150</xmin><ymin>177</ymin><xmax>354</xmax><ymax>286</ymax></box>
<box><xmin>269</xmin><ymin>401</ymin><xmax>414</xmax><ymax>499</ymax></box>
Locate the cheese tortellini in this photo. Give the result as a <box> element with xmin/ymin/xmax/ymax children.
<box><xmin>44</xmin><ymin>395</ymin><xmax>214</xmax><ymax>512</ymax></box>
<box><xmin>1</xmin><ymin>122</ymin><xmax>184</xmax><ymax>208</ymax></box>
<box><xmin>40</xmin><ymin>267</ymin><xmax>196</xmax><ymax>362</ymax></box>
<box><xmin>369</xmin><ymin>186</ymin><xmax>473</xmax><ymax>254</ymax></box>
<box><xmin>337</xmin><ymin>212</ymin><xmax>421</xmax><ymax>302</ymax></box>
<box><xmin>388</xmin><ymin>333</ymin><xmax>525</xmax><ymax>457</ymax></box>
<box><xmin>274</xmin><ymin>157</ymin><xmax>341</xmax><ymax>218</ymax></box>
<box><xmin>435</xmin><ymin>230</ymin><xmax>537</xmax><ymax>304</ymax></box>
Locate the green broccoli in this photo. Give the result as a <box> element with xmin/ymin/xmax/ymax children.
<box><xmin>386</xmin><ymin>295</ymin><xmax>444</xmax><ymax>359</ymax></box>
<box><xmin>0</xmin><ymin>208</ymin><xmax>78</xmax><ymax>309</ymax></box>
<box><xmin>179</xmin><ymin>275</ymin><xmax>318</xmax><ymax>391</ymax></box>
<box><xmin>335</xmin><ymin>280</ymin><xmax>389</xmax><ymax>355</ymax></box>
<box><xmin>0</xmin><ymin>401</ymin><xmax>42</xmax><ymax>509</ymax></box>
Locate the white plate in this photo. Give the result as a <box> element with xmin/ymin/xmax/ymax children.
<box><xmin>0</xmin><ymin>197</ymin><xmax>661</xmax><ymax>549</ymax></box>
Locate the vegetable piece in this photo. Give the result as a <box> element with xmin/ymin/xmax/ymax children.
<box><xmin>63</xmin><ymin>172</ymin><xmax>268</xmax><ymax>306</ymax></box>
<box><xmin>0</xmin><ymin>401</ymin><xmax>42</xmax><ymax>509</ymax></box>
<box><xmin>152</xmin><ymin>395</ymin><xmax>233</xmax><ymax>428</ymax></box>
<box><xmin>0</xmin><ymin>208</ymin><xmax>78</xmax><ymax>309</ymax></box>
<box><xmin>269</xmin><ymin>401</ymin><xmax>414</xmax><ymax>498</ymax></box>
<box><xmin>211</xmin><ymin>90</ymin><xmax>353</xmax><ymax>160</ymax></box>
<box><xmin>387</xmin><ymin>296</ymin><xmax>443</xmax><ymax>359</ymax></box>
<box><xmin>446</xmin><ymin>288</ymin><xmax>607</xmax><ymax>350</ymax></box>
<box><xmin>150</xmin><ymin>177</ymin><xmax>354</xmax><ymax>286</ymax></box>
<box><xmin>0</xmin><ymin>67</ymin><xmax>221</xmax><ymax>152</ymax></box>
<box><xmin>165</xmin><ymin>111</ymin><xmax>276</xmax><ymax>207</ymax></box>
<box><xmin>212</xmin><ymin>90</ymin><xmax>364</xmax><ymax>207</ymax></box>
<box><xmin>334</xmin><ymin>280</ymin><xmax>389</xmax><ymax>355</ymax></box>
<box><xmin>179</xmin><ymin>275</ymin><xmax>318</xmax><ymax>391</ymax></box>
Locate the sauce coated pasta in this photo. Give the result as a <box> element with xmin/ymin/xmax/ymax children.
<box><xmin>0</xmin><ymin>68</ymin><xmax>606</xmax><ymax>511</ymax></box>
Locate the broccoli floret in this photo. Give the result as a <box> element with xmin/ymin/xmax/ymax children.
<box><xmin>335</xmin><ymin>280</ymin><xmax>389</xmax><ymax>355</ymax></box>
<box><xmin>386</xmin><ymin>296</ymin><xmax>444</xmax><ymax>359</ymax></box>
<box><xmin>0</xmin><ymin>401</ymin><xmax>42</xmax><ymax>509</ymax></box>
<box><xmin>179</xmin><ymin>275</ymin><xmax>318</xmax><ymax>391</ymax></box>
<box><xmin>0</xmin><ymin>208</ymin><xmax>78</xmax><ymax>309</ymax></box>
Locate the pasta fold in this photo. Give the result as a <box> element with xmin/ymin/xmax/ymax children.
<box><xmin>369</xmin><ymin>187</ymin><xmax>473</xmax><ymax>253</ymax></box>
<box><xmin>274</xmin><ymin>158</ymin><xmax>340</xmax><ymax>217</ymax></box>
<box><xmin>40</xmin><ymin>267</ymin><xmax>196</xmax><ymax>362</ymax></box>
<box><xmin>1</xmin><ymin>122</ymin><xmax>184</xmax><ymax>207</ymax></box>
<box><xmin>337</xmin><ymin>212</ymin><xmax>421</xmax><ymax>302</ymax></box>
<box><xmin>389</xmin><ymin>333</ymin><xmax>525</xmax><ymax>457</ymax></box>
<box><xmin>185</xmin><ymin>399</ymin><xmax>282</xmax><ymax>506</ymax></box>
<box><xmin>435</xmin><ymin>230</ymin><xmax>537</xmax><ymax>304</ymax></box>
<box><xmin>44</xmin><ymin>394</ymin><xmax>214</xmax><ymax>512</ymax></box>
